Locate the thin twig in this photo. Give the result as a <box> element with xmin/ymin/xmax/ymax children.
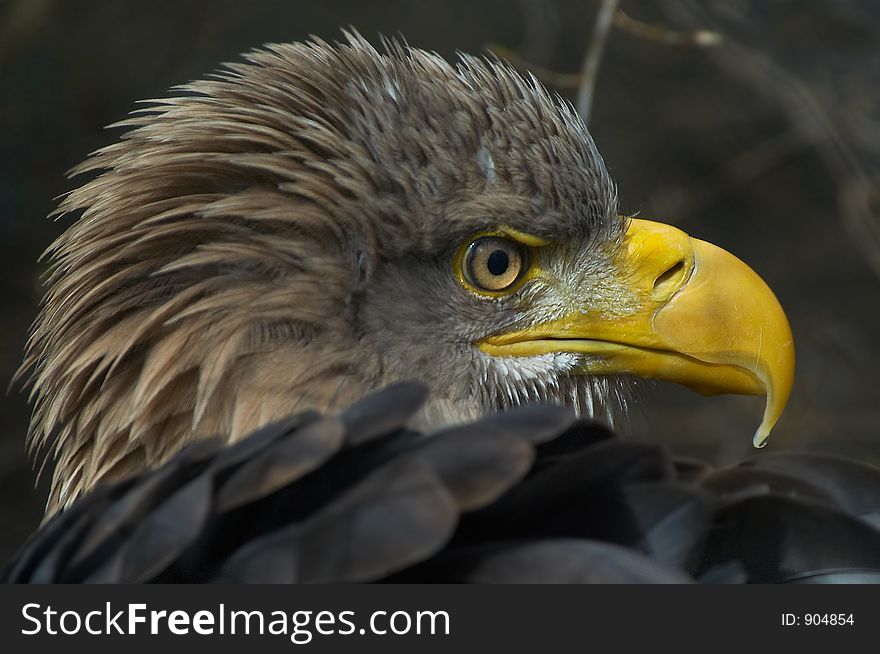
<box><xmin>490</xmin><ymin>2</ymin><xmax>721</xmax><ymax>111</ymax></box>
<box><xmin>613</xmin><ymin>9</ymin><xmax>722</xmax><ymax>47</ymax></box>
<box><xmin>486</xmin><ymin>43</ymin><xmax>583</xmax><ymax>90</ymax></box>
<box><xmin>576</xmin><ymin>0</ymin><xmax>620</xmax><ymax>123</ymax></box>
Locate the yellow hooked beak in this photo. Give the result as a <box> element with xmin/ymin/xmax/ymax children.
<box><xmin>479</xmin><ymin>219</ymin><xmax>795</xmax><ymax>446</ymax></box>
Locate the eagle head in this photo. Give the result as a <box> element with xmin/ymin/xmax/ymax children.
<box><xmin>20</xmin><ymin>33</ymin><xmax>794</xmax><ymax>514</ymax></box>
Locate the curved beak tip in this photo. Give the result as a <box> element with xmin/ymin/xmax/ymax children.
<box><xmin>649</xmin><ymin>226</ymin><xmax>795</xmax><ymax>447</ymax></box>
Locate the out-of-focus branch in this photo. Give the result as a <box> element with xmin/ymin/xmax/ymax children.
<box><xmin>489</xmin><ymin>2</ymin><xmax>723</xmax><ymax>124</ymax></box>
<box><xmin>667</xmin><ymin>0</ymin><xmax>880</xmax><ymax>280</ymax></box>
<box><xmin>486</xmin><ymin>43</ymin><xmax>583</xmax><ymax>90</ymax></box>
<box><xmin>613</xmin><ymin>9</ymin><xmax>722</xmax><ymax>47</ymax></box>
<box><xmin>576</xmin><ymin>0</ymin><xmax>619</xmax><ymax>123</ymax></box>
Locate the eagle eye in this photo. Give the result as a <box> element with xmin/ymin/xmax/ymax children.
<box><xmin>462</xmin><ymin>236</ymin><xmax>528</xmax><ymax>293</ymax></box>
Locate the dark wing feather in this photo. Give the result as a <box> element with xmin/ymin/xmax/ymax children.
<box><xmin>218</xmin><ymin>457</ymin><xmax>458</xmax><ymax>583</ymax></box>
<box><xmin>620</xmin><ymin>483</ymin><xmax>714</xmax><ymax>571</ymax></box>
<box><xmin>85</xmin><ymin>473</ymin><xmax>214</xmax><ymax>583</ymax></box>
<box><xmin>4</xmin><ymin>482</ymin><xmax>124</xmax><ymax>583</ymax></box>
<box><xmin>215</xmin><ymin>417</ymin><xmax>345</xmax><ymax>512</ymax></box>
<box><xmin>339</xmin><ymin>381</ymin><xmax>429</xmax><ymax>446</ymax></box>
<box><xmin>741</xmin><ymin>453</ymin><xmax>880</xmax><ymax>526</ymax></box>
<box><xmin>697</xmin><ymin>495</ymin><xmax>880</xmax><ymax>584</ymax></box>
<box><xmin>4</xmin><ymin>384</ymin><xmax>880</xmax><ymax>584</ymax></box>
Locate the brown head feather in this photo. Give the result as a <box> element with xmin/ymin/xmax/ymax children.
<box><xmin>20</xmin><ymin>32</ymin><xmax>618</xmax><ymax>514</ymax></box>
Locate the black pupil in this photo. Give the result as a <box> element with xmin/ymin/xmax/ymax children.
<box><xmin>486</xmin><ymin>249</ymin><xmax>510</xmax><ymax>276</ymax></box>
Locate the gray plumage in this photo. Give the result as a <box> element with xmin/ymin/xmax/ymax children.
<box><xmin>19</xmin><ymin>32</ymin><xmax>630</xmax><ymax>514</ymax></box>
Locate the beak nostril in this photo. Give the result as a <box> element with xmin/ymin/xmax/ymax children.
<box><xmin>653</xmin><ymin>259</ymin><xmax>686</xmax><ymax>296</ymax></box>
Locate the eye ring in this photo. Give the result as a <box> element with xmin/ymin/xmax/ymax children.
<box><xmin>462</xmin><ymin>236</ymin><xmax>529</xmax><ymax>293</ymax></box>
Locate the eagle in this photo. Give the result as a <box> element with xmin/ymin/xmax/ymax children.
<box><xmin>7</xmin><ymin>33</ymin><xmax>879</xmax><ymax>584</ymax></box>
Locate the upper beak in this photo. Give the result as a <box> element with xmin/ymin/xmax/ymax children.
<box><xmin>479</xmin><ymin>218</ymin><xmax>795</xmax><ymax>446</ymax></box>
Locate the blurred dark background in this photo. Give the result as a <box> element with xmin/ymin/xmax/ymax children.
<box><xmin>2</xmin><ymin>0</ymin><xmax>879</xmax><ymax>561</ymax></box>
